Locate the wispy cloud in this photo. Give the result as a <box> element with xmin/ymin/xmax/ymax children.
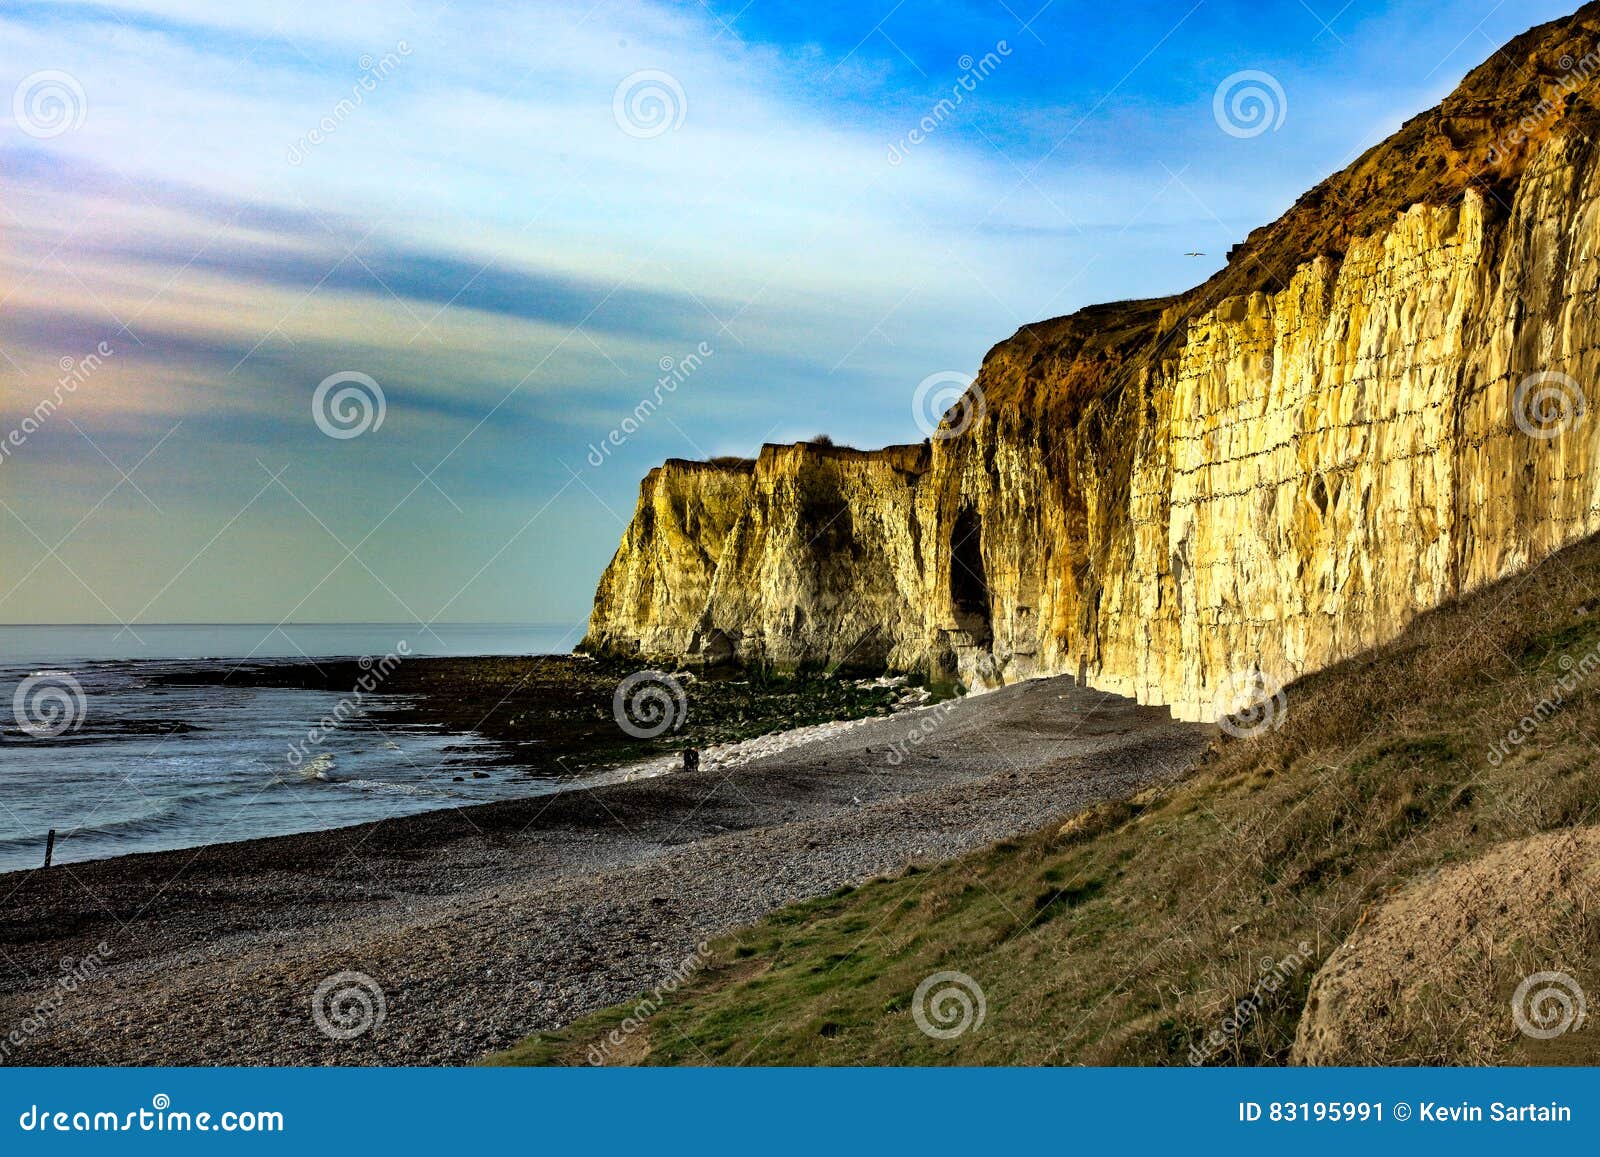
<box><xmin>0</xmin><ymin>0</ymin><xmax>1579</xmax><ymax>625</ymax></box>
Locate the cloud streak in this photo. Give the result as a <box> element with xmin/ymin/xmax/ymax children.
<box><xmin>1</xmin><ymin>0</ymin><xmax>1580</xmax><ymax>627</ymax></box>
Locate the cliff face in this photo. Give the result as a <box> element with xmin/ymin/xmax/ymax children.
<box><xmin>585</xmin><ymin>5</ymin><xmax>1600</xmax><ymax>720</ymax></box>
<box><xmin>588</xmin><ymin>445</ymin><xmax>934</xmax><ymax>672</ymax></box>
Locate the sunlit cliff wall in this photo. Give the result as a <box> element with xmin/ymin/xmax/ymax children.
<box><xmin>585</xmin><ymin>6</ymin><xmax>1600</xmax><ymax>721</ymax></box>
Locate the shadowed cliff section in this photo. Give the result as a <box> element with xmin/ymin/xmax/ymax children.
<box><xmin>586</xmin><ymin>443</ymin><xmax>933</xmax><ymax>674</ymax></box>
<box><xmin>586</xmin><ymin>3</ymin><xmax>1600</xmax><ymax>720</ymax></box>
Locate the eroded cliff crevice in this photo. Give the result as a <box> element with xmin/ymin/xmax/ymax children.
<box><xmin>584</xmin><ymin>4</ymin><xmax>1600</xmax><ymax>721</ymax></box>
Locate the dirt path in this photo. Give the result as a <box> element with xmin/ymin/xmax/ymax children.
<box><xmin>0</xmin><ymin>676</ymin><xmax>1206</xmax><ymax>1065</ymax></box>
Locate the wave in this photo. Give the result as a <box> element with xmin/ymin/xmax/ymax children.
<box><xmin>298</xmin><ymin>753</ymin><xmax>335</xmax><ymax>780</ymax></box>
<box><xmin>262</xmin><ymin>751</ymin><xmax>336</xmax><ymax>787</ymax></box>
<box><xmin>336</xmin><ymin>778</ymin><xmax>456</xmax><ymax>798</ymax></box>
<box><xmin>0</xmin><ymin>796</ymin><xmax>195</xmax><ymax>853</ymax></box>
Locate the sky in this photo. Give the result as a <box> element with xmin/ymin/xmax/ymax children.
<box><xmin>0</xmin><ymin>0</ymin><xmax>1581</xmax><ymax>639</ymax></box>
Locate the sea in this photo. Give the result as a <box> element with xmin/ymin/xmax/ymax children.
<box><xmin>0</xmin><ymin>622</ymin><xmax>582</xmax><ymax>874</ymax></box>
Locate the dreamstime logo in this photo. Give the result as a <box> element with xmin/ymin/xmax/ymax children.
<box><xmin>612</xmin><ymin>671</ymin><xmax>688</xmax><ymax>738</ymax></box>
<box><xmin>17</xmin><ymin>1094</ymin><xmax>282</xmax><ymax>1133</ymax></box>
<box><xmin>1487</xmin><ymin>47</ymin><xmax>1600</xmax><ymax>164</ymax></box>
<box><xmin>1212</xmin><ymin>70</ymin><xmax>1287</xmax><ymax>139</ymax></box>
<box><xmin>285</xmin><ymin>643</ymin><xmax>410</xmax><ymax>768</ymax></box>
<box><xmin>887</xmin><ymin>41</ymin><xmax>1012</xmax><ymax>165</ymax></box>
<box><xmin>1213</xmin><ymin>667</ymin><xmax>1286</xmax><ymax>739</ymax></box>
<box><xmin>586</xmin><ymin>941</ymin><xmax>712</xmax><ymax>1065</ymax></box>
<box><xmin>286</xmin><ymin>41</ymin><xmax>411</xmax><ymax>165</ymax></box>
<box><xmin>912</xmin><ymin>371</ymin><xmax>984</xmax><ymax>440</ymax></box>
<box><xmin>1189</xmin><ymin>941</ymin><xmax>1315</xmax><ymax>1065</ymax></box>
<box><xmin>1512</xmin><ymin>371</ymin><xmax>1586</xmax><ymax>440</ymax></box>
<box><xmin>11</xmin><ymin>672</ymin><xmax>87</xmax><ymax>739</ymax></box>
<box><xmin>885</xmin><ymin>699</ymin><xmax>958</xmax><ymax>766</ymax></box>
<box><xmin>1486</xmin><ymin>639</ymin><xmax>1600</xmax><ymax>766</ymax></box>
<box><xmin>912</xmin><ymin>970</ymin><xmax>986</xmax><ymax>1040</ymax></box>
<box><xmin>312</xmin><ymin>371</ymin><xmax>386</xmax><ymax>439</ymax></box>
<box><xmin>311</xmin><ymin>971</ymin><xmax>386</xmax><ymax>1041</ymax></box>
<box><xmin>1512</xmin><ymin>971</ymin><xmax>1587</xmax><ymax>1040</ymax></box>
<box><xmin>13</xmin><ymin>70</ymin><xmax>87</xmax><ymax>139</ymax></box>
<box><xmin>612</xmin><ymin>70</ymin><xmax>686</xmax><ymax>139</ymax></box>
<box><xmin>587</xmin><ymin>341</ymin><xmax>715</xmax><ymax>467</ymax></box>
<box><xmin>1</xmin><ymin>941</ymin><xmax>112</xmax><ymax>1064</ymax></box>
<box><xmin>0</xmin><ymin>342</ymin><xmax>115</xmax><ymax>470</ymax></box>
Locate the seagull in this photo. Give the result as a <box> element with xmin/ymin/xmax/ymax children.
<box><xmin>1184</xmin><ymin>251</ymin><xmax>1207</xmax><ymax>257</ymax></box>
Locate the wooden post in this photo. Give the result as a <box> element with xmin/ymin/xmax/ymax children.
<box><xmin>43</xmin><ymin>829</ymin><xmax>55</xmax><ymax>869</ymax></box>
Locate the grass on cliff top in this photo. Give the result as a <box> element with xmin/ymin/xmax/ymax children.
<box><xmin>488</xmin><ymin>533</ymin><xmax>1600</xmax><ymax>1067</ymax></box>
<box><xmin>1005</xmin><ymin>7</ymin><xmax>1600</xmax><ymax>396</ymax></box>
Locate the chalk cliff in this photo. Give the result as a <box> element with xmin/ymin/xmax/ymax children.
<box><xmin>585</xmin><ymin>5</ymin><xmax>1600</xmax><ymax>721</ymax></box>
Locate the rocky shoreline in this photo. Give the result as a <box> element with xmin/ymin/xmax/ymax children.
<box><xmin>149</xmin><ymin>654</ymin><xmax>909</xmax><ymax>775</ymax></box>
<box><xmin>0</xmin><ymin>674</ymin><xmax>1205</xmax><ymax>1065</ymax></box>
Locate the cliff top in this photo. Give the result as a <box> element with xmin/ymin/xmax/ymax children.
<box><xmin>989</xmin><ymin>1</ymin><xmax>1600</xmax><ymax>386</ymax></box>
<box><xmin>673</xmin><ymin>7</ymin><xmax>1600</xmax><ymax>458</ymax></box>
<box><xmin>665</xmin><ymin>440</ymin><xmax>930</xmax><ymax>478</ymax></box>
<box><xmin>1204</xmin><ymin>0</ymin><xmax>1600</xmax><ymax>302</ymax></box>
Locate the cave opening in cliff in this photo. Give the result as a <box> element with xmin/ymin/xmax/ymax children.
<box><xmin>949</xmin><ymin>507</ymin><xmax>993</xmax><ymax>645</ymax></box>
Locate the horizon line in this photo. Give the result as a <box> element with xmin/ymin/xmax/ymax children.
<box><xmin>0</xmin><ymin>620</ymin><xmax>585</xmax><ymax>629</ymax></box>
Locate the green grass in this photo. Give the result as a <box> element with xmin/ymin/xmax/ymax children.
<box><xmin>488</xmin><ymin>534</ymin><xmax>1600</xmax><ymax>1067</ymax></box>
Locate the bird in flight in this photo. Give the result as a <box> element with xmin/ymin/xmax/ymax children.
<box><xmin>1184</xmin><ymin>251</ymin><xmax>1206</xmax><ymax>257</ymax></box>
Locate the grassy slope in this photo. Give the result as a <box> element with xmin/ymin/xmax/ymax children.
<box><xmin>490</xmin><ymin>533</ymin><xmax>1600</xmax><ymax>1066</ymax></box>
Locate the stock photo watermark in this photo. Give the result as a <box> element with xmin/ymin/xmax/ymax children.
<box><xmin>1212</xmin><ymin>667</ymin><xmax>1288</xmax><ymax>739</ymax></box>
<box><xmin>0</xmin><ymin>343</ymin><xmax>115</xmax><ymax>469</ymax></box>
<box><xmin>586</xmin><ymin>941</ymin><xmax>713</xmax><ymax>1065</ymax></box>
<box><xmin>1486</xmin><ymin>636</ymin><xmax>1600</xmax><ymax>766</ymax></box>
<box><xmin>612</xmin><ymin>671</ymin><xmax>688</xmax><ymax>739</ymax></box>
<box><xmin>587</xmin><ymin>341</ymin><xmax>715</xmax><ymax>467</ymax></box>
<box><xmin>1512</xmin><ymin>970</ymin><xmax>1587</xmax><ymax>1040</ymax></box>
<box><xmin>311</xmin><ymin>971</ymin><xmax>387</xmax><ymax>1041</ymax></box>
<box><xmin>887</xmin><ymin>42</ymin><xmax>1012</xmax><ymax>166</ymax></box>
<box><xmin>1512</xmin><ymin>370</ymin><xmax>1586</xmax><ymax>440</ymax></box>
<box><xmin>613</xmin><ymin>70</ymin><xmax>687</xmax><ymax>139</ymax></box>
<box><xmin>12</xmin><ymin>69</ymin><xmax>86</xmax><ymax>139</ymax></box>
<box><xmin>1188</xmin><ymin>941</ymin><xmax>1315</xmax><ymax>1065</ymax></box>
<box><xmin>285</xmin><ymin>643</ymin><xmax>410</xmax><ymax>769</ymax></box>
<box><xmin>18</xmin><ymin>1095</ymin><xmax>284</xmax><ymax>1134</ymax></box>
<box><xmin>287</xmin><ymin>42</ymin><xmax>412</xmax><ymax>165</ymax></box>
<box><xmin>1212</xmin><ymin>70</ymin><xmax>1287</xmax><ymax>139</ymax></box>
<box><xmin>1487</xmin><ymin>45</ymin><xmax>1600</xmax><ymax>164</ymax></box>
<box><xmin>885</xmin><ymin>698</ymin><xmax>959</xmax><ymax>766</ymax></box>
<box><xmin>912</xmin><ymin>970</ymin><xmax>986</xmax><ymax>1040</ymax></box>
<box><xmin>1</xmin><ymin>943</ymin><xmax>113</xmax><ymax>1064</ymax></box>
<box><xmin>10</xmin><ymin>672</ymin><xmax>87</xmax><ymax>740</ymax></box>
<box><xmin>912</xmin><ymin>371</ymin><xmax>984</xmax><ymax>440</ymax></box>
<box><xmin>313</xmin><ymin>371</ymin><xmax>387</xmax><ymax>439</ymax></box>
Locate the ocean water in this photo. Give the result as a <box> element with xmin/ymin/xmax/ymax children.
<box><xmin>0</xmin><ymin>621</ymin><xmax>582</xmax><ymax>665</ymax></box>
<box><xmin>0</xmin><ymin>623</ymin><xmax>584</xmax><ymax>873</ymax></box>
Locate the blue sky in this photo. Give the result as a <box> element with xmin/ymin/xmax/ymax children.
<box><xmin>0</xmin><ymin>0</ymin><xmax>1579</xmax><ymax>638</ymax></box>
